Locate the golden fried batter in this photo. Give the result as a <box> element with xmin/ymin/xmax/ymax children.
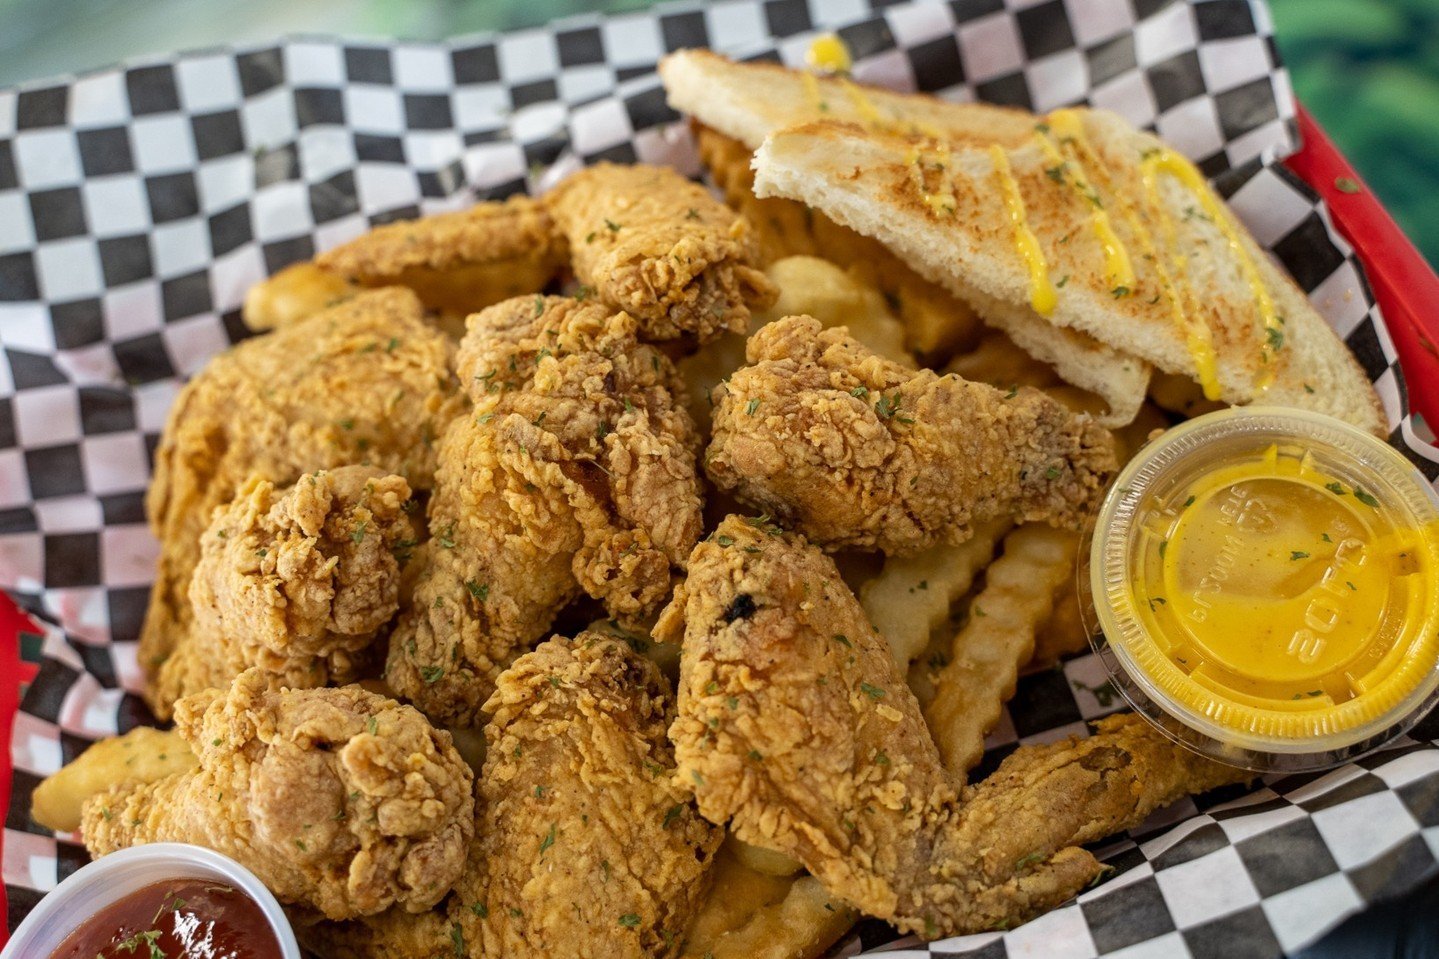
<box><xmin>659</xmin><ymin>516</ymin><xmax>1247</xmax><ymax>938</ymax></box>
<box><xmin>83</xmin><ymin>669</ymin><xmax>475</xmax><ymax>921</ymax></box>
<box><xmin>545</xmin><ymin>163</ymin><xmax>777</xmax><ymax>342</ymax></box>
<box><xmin>141</xmin><ymin>288</ymin><xmax>463</xmax><ymax>718</ymax></box>
<box><xmin>384</xmin><ymin>295</ymin><xmax>704</xmax><ymax>726</ymax></box>
<box><xmin>706</xmin><ymin>316</ymin><xmax>1117</xmax><ymax>554</ymax></box>
<box><xmin>309</xmin><ymin>634</ymin><xmax>721</xmax><ymax>959</ymax></box>
<box><xmin>153</xmin><ymin>466</ymin><xmax>415</xmax><ymax>707</ymax></box>
<box><xmin>315</xmin><ymin>195</ymin><xmax>567</xmax><ymax>316</ymax></box>
<box><xmin>242</xmin><ymin>261</ymin><xmax>358</xmax><ymax>331</ymax></box>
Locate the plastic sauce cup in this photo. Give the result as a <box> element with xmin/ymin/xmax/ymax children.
<box><xmin>1</xmin><ymin>843</ymin><xmax>300</xmax><ymax>959</ymax></box>
<box><xmin>1087</xmin><ymin>407</ymin><xmax>1439</xmax><ymax>772</ymax></box>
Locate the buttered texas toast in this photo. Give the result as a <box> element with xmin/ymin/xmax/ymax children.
<box><xmin>661</xmin><ymin>50</ymin><xmax>1153</xmax><ymax>426</ymax></box>
<box><xmin>751</xmin><ymin>116</ymin><xmax>1385</xmax><ymax>435</ymax></box>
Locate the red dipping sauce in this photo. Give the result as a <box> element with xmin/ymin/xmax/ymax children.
<box><xmin>48</xmin><ymin>879</ymin><xmax>284</xmax><ymax>959</ymax></box>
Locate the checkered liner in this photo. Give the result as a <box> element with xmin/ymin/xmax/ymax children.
<box><xmin>0</xmin><ymin>0</ymin><xmax>1435</xmax><ymax>954</ymax></box>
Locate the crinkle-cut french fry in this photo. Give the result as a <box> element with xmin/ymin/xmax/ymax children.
<box><xmin>697</xmin><ymin>124</ymin><xmax>980</xmax><ymax>361</ymax></box>
<box><xmin>682</xmin><ymin>838</ymin><xmax>802</xmax><ymax>954</ymax></box>
<box><xmin>945</xmin><ymin>330</ymin><xmax>1061</xmax><ymax>391</ymax></box>
<box><xmin>678</xmin><ymin>254</ymin><xmax>915</xmax><ymax>435</ymax></box>
<box><xmin>1114</xmin><ymin>401</ymin><xmax>1172</xmax><ymax>462</ymax></box>
<box><xmin>860</xmin><ymin>518</ymin><xmax>1010</xmax><ymax>672</ymax></box>
<box><xmin>925</xmin><ymin>524</ymin><xmax>1080</xmax><ymax>774</ymax></box>
<box><xmin>1027</xmin><ymin>571</ymin><xmax>1089</xmax><ymax>673</ymax></box>
<box><xmin>242</xmin><ymin>261</ymin><xmax>357</xmax><ymax>332</ymax></box>
<box><xmin>730</xmin><ymin>838</ymin><xmax>804</xmax><ymax>878</ymax></box>
<box><xmin>1148</xmin><ymin>370</ymin><xmax>1225</xmax><ymax>419</ymax></box>
<box><xmin>682</xmin><ymin>846</ymin><xmax>851</xmax><ymax>956</ymax></box>
<box><xmin>31</xmin><ymin>727</ymin><xmax>196</xmax><ymax>833</ymax></box>
<box><xmin>760</xmin><ymin>256</ymin><xmax>914</xmax><ymax>367</ymax></box>
<box><xmin>697</xmin><ymin>124</ymin><xmax>819</xmax><ymax>265</ymax></box>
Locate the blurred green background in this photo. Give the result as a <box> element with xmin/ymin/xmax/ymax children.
<box><xmin>1</xmin><ymin>0</ymin><xmax>1434</xmax><ymax>266</ymax></box>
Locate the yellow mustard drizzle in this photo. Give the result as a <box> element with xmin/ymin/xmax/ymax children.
<box><xmin>1034</xmin><ymin>112</ymin><xmax>1135</xmax><ymax>290</ymax></box>
<box><xmin>806</xmin><ymin>33</ymin><xmax>853</xmax><ymax>74</ymax></box>
<box><xmin>1040</xmin><ymin>111</ymin><xmax>1223</xmax><ymax>400</ymax></box>
<box><xmin>1142</xmin><ymin>148</ymin><xmax>1283</xmax><ymax>390</ymax></box>
<box><xmin>989</xmin><ymin>145</ymin><xmax>1057</xmax><ymax>317</ymax></box>
<box><xmin>842</xmin><ymin>78</ymin><xmax>889</xmax><ymax>129</ymax></box>
<box><xmin>801</xmin><ymin>71</ymin><xmax>825</xmax><ymax>113</ymax></box>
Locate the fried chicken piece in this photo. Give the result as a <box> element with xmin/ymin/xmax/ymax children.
<box><xmin>153</xmin><ymin>467</ymin><xmax>415</xmax><ymax>706</ymax></box>
<box><xmin>141</xmin><ymin>288</ymin><xmax>463</xmax><ymax>717</ymax></box>
<box><xmin>308</xmin><ymin>633</ymin><xmax>722</xmax><ymax>959</ymax></box>
<box><xmin>384</xmin><ymin>295</ymin><xmax>704</xmax><ymax>726</ymax></box>
<box><xmin>658</xmin><ymin>516</ymin><xmax>1247</xmax><ymax>938</ymax></box>
<box><xmin>706</xmin><ymin>316</ymin><xmax>1117</xmax><ymax>554</ymax></box>
<box><xmin>82</xmin><ymin>669</ymin><xmax>474</xmax><ymax>921</ymax></box>
<box><xmin>314</xmin><ymin>195</ymin><xmax>567</xmax><ymax>320</ymax></box>
<box><xmin>545</xmin><ymin>163</ymin><xmax>777</xmax><ymax>342</ymax></box>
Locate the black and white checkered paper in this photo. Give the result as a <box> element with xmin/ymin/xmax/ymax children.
<box><xmin>1</xmin><ymin>1</ymin><xmax>1436</xmax><ymax>955</ymax></box>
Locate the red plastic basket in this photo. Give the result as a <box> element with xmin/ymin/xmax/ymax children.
<box><xmin>0</xmin><ymin>103</ymin><xmax>1436</xmax><ymax>943</ymax></box>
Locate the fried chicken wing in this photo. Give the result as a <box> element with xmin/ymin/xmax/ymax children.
<box><xmin>659</xmin><ymin>516</ymin><xmax>1246</xmax><ymax>938</ymax></box>
<box><xmin>309</xmin><ymin>633</ymin><xmax>721</xmax><ymax>959</ymax></box>
<box><xmin>82</xmin><ymin>669</ymin><xmax>475</xmax><ymax>921</ymax></box>
<box><xmin>141</xmin><ymin>288</ymin><xmax>463</xmax><ymax>717</ymax></box>
<box><xmin>384</xmin><ymin>295</ymin><xmax>704</xmax><ymax>726</ymax></box>
<box><xmin>314</xmin><ymin>195</ymin><xmax>567</xmax><ymax>319</ymax></box>
<box><xmin>705</xmin><ymin>316</ymin><xmax>1117</xmax><ymax>554</ymax></box>
<box><xmin>153</xmin><ymin>466</ymin><xmax>415</xmax><ymax>706</ymax></box>
<box><xmin>545</xmin><ymin>163</ymin><xmax>777</xmax><ymax>342</ymax></box>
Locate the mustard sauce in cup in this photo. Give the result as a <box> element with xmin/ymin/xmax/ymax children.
<box><xmin>1088</xmin><ymin>407</ymin><xmax>1439</xmax><ymax>771</ymax></box>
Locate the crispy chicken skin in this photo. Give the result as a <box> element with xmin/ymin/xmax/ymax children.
<box><xmin>82</xmin><ymin>669</ymin><xmax>475</xmax><ymax>921</ymax></box>
<box><xmin>658</xmin><ymin>516</ymin><xmax>1246</xmax><ymax>938</ymax></box>
<box><xmin>706</xmin><ymin>316</ymin><xmax>1117</xmax><ymax>554</ymax></box>
<box><xmin>309</xmin><ymin>633</ymin><xmax>722</xmax><ymax>959</ymax></box>
<box><xmin>384</xmin><ymin>295</ymin><xmax>704</xmax><ymax>726</ymax></box>
<box><xmin>141</xmin><ymin>288</ymin><xmax>464</xmax><ymax>717</ymax></box>
<box><xmin>545</xmin><ymin>163</ymin><xmax>777</xmax><ymax>342</ymax></box>
<box><xmin>153</xmin><ymin>467</ymin><xmax>415</xmax><ymax>707</ymax></box>
<box><xmin>313</xmin><ymin>195</ymin><xmax>568</xmax><ymax>316</ymax></box>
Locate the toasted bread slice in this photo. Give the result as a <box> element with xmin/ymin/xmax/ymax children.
<box><xmin>663</xmin><ymin>51</ymin><xmax>1151</xmax><ymax>425</ymax></box>
<box><xmin>660</xmin><ymin>49</ymin><xmax>1036</xmax><ymax>152</ymax></box>
<box><xmin>752</xmin><ymin>117</ymin><xmax>1385</xmax><ymax>435</ymax></box>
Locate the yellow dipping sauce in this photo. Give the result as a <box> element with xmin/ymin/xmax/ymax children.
<box><xmin>1091</xmin><ymin>408</ymin><xmax>1439</xmax><ymax>770</ymax></box>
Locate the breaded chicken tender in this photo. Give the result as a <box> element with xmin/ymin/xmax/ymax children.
<box><xmin>706</xmin><ymin>316</ymin><xmax>1117</xmax><ymax>554</ymax></box>
<box><xmin>141</xmin><ymin>289</ymin><xmax>464</xmax><ymax>717</ymax></box>
<box><xmin>384</xmin><ymin>295</ymin><xmax>704</xmax><ymax>726</ymax></box>
<box><xmin>658</xmin><ymin>516</ymin><xmax>1246</xmax><ymax>938</ymax></box>
<box><xmin>153</xmin><ymin>466</ymin><xmax>415</xmax><ymax>707</ymax></box>
<box><xmin>545</xmin><ymin>163</ymin><xmax>777</xmax><ymax>342</ymax></box>
<box><xmin>314</xmin><ymin>195</ymin><xmax>567</xmax><ymax>316</ymax></box>
<box><xmin>82</xmin><ymin>669</ymin><xmax>475</xmax><ymax>921</ymax></box>
<box><xmin>308</xmin><ymin>633</ymin><xmax>721</xmax><ymax>959</ymax></box>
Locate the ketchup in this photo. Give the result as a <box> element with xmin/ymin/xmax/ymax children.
<box><xmin>48</xmin><ymin>878</ymin><xmax>284</xmax><ymax>959</ymax></box>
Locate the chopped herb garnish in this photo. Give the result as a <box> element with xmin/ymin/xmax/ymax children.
<box><xmin>466</xmin><ymin>580</ymin><xmax>489</xmax><ymax>602</ymax></box>
<box><xmin>1325</xmin><ymin>481</ymin><xmax>1346</xmax><ymax>496</ymax></box>
<box><xmin>716</xmin><ymin>534</ymin><xmax>735</xmax><ymax>547</ymax></box>
<box><xmin>859</xmin><ymin>682</ymin><xmax>885</xmax><ymax>700</ymax></box>
<box><xmin>1291</xmin><ymin>550</ymin><xmax>1309</xmax><ymax>560</ymax></box>
<box><xmin>745</xmin><ymin>398</ymin><xmax>761</xmax><ymax>415</ymax></box>
<box><xmin>618</xmin><ymin>913</ymin><xmax>641</xmax><ymax>928</ymax></box>
<box><xmin>1354</xmin><ymin>487</ymin><xmax>1380</xmax><ymax>508</ymax></box>
<box><xmin>420</xmin><ymin>665</ymin><xmax>445</xmax><ymax>684</ymax></box>
<box><xmin>1111</xmin><ymin>285</ymin><xmax>1130</xmax><ymax>298</ymax></box>
<box><xmin>662</xmin><ymin>804</ymin><xmax>684</xmax><ymax>829</ymax></box>
<box><xmin>539</xmin><ymin>822</ymin><xmax>556</xmax><ymax>856</ymax></box>
<box><xmin>1044</xmin><ymin>466</ymin><xmax>1061</xmax><ymax>479</ymax></box>
<box><xmin>350</xmin><ymin>520</ymin><xmax>367</xmax><ymax>544</ymax></box>
<box><xmin>604</xmin><ymin>218</ymin><xmax>622</xmax><ymax>232</ymax></box>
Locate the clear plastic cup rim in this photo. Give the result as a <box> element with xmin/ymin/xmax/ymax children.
<box><xmin>1</xmin><ymin>843</ymin><xmax>300</xmax><ymax>959</ymax></box>
<box><xmin>1086</xmin><ymin>406</ymin><xmax>1439</xmax><ymax>772</ymax></box>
